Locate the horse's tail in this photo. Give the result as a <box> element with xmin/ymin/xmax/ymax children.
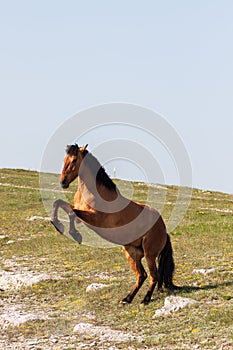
<box><xmin>158</xmin><ymin>234</ymin><xmax>177</xmax><ymax>290</ymax></box>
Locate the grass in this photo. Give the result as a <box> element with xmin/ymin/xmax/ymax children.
<box><xmin>0</xmin><ymin>168</ymin><xmax>233</xmax><ymax>349</ymax></box>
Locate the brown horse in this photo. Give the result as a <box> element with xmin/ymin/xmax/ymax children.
<box><xmin>51</xmin><ymin>143</ymin><xmax>177</xmax><ymax>304</ymax></box>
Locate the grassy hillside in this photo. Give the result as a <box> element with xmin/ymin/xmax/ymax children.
<box><xmin>0</xmin><ymin>168</ymin><xmax>232</xmax><ymax>349</ymax></box>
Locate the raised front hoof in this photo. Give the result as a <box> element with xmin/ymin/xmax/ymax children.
<box><xmin>69</xmin><ymin>229</ymin><xmax>82</xmax><ymax>244</ymax></box>
<box><xmin>75</xmin><ymin>217</ymin><xmax>81</xmax><ymax>224</ymax></box>
<box><xmin>50</xmin><ymin>219</ymin><xmax>65</xmax><ymax>234</ymax></box>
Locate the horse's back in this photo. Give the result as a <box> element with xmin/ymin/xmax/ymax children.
<box><xmin>127</xmin><ymin>201</ymin><xmax>167</xmax><ymax>252</ymax></box>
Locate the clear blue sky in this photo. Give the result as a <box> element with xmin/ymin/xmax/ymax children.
<box><xmin>0</xmin><ymin>1</ymin><xmax>232</xmax><ymax>193</ymax></box>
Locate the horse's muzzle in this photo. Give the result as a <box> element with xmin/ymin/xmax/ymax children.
<box><xmin>60</xmin><ymin>178</ymin><xmax>69</xmax><ymax>189</ymax></box>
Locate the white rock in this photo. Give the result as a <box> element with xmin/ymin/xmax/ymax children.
<box><xmin>5</xmin><ymin>240</ymin><xmax>15</xmax><ymax>245</ymax></box>
<box><xmin>155</xmin><ymin>296</ymin><xmax>199</xmax><ymax>317</ymax></box>
<box><xmin>95</xmin><ymin>272</ymin><xmax>115</xmax><ymax>280</ymax></box>
<box><xmin>86</xmin><ymin>283</ymin><xmax>108</xmax><ymax>292</ymax></box>
<box><xmin>0</xmin><ymin>270</ymin><xmax>51</xmax><ymax>290</ymax></box>
<box><xmin>26</xmin><ymin>216</ymin><xmax>50</xmax><ymax>221</ymax></box>
<box><xmin>0</xmin><ymin>306</ymin><xmax>44</xmax><ymax>328</ymax></box>
<box><xmin>73</xmin><ymin>322</ymin><xmax>142</xmax><ymax>342</ymax></box>
<box><xmin>193</xmin><ymin>268</ymin><xmax>216</xmax><ymax>275</ymax></box>
<box><xmin>83</xmin><ymin>312</ymin><xmax>96</xmax><ymax>320</ymax></box>
<box><xmin>73</xmin><ymin>323</ymin><xmax>92</xmax><ymax>332</ymax></box>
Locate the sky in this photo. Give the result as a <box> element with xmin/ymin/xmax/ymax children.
<box><xmin>0</xmin><ymin>1</ymin><xmax>232</xmax><ymax>194</ymax></box>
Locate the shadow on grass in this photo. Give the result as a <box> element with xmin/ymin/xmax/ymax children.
<box><xmin>175</xmin><ymin>280</ymin><xmax>233</xmax><ymax>293</ymax></box>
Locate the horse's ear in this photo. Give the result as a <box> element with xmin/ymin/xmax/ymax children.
<box><xmin>79</xmin><ymin>144</ymin><xmax>88</xmax><ymax>153</ymax></box>
<box><xmin>66</xmin><ymin>145</ymin><xmax>71</xmax><ymax>153</ymax></box>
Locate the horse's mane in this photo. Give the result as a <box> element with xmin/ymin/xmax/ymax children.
<box><xmin>82</xmin><ymin>150</ymin><xmax>116</xmax><ymax>191</ymax></box>
<box><xmin>66</xmin><ymin>144</ymin><xmax>116</xmax><ymax>191</ymax></box>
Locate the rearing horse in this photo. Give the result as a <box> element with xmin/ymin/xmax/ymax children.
<box><xmin>51</xmin><ymin>144</ymin><xmax>177</xmax><ymax>304</ymax></box>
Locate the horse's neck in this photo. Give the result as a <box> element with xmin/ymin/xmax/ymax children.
<box><xmin>76</xmin><ymin>165</ymin><xmax>118</xmax><ymax>210</ymax></box>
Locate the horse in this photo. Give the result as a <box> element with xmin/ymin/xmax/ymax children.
<box><xmin>51</xmin><ymin>143</ymin><xmax>178</xmax><ymax>304</ymax></box>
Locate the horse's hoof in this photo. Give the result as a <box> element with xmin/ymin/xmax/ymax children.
<box><xmin>69</xmin><ymin>229</ymin><xmax>82</xmax><ymax>244</ymax></box>
<box><xmin>166</xmin><ymin>284</ymin><xmax>181</xmax><ymax>293</ymax></box>
<box><xmin>50</xmin><ymin>219</ymin><xmax>65</xmax><ymax>234</ymax></box>
<box><xmin>141</xmin><ymin>296</ymin><xmax>151</xmax><ymax>305</ymax></box>
<box><xmin>119</xmin><ymin>300</ymin><xmax>128</xmax><ymax>306</ymax></box>
<box><xmin>119</xmin><ymin>297</ymin><xmax>131</xmax><ymax>305</ymax></box>
<box><xmin>75</xmin><ymin>217</ymin><xmax>81</xmax><ymax>224</ymax></box>
<box><xmin>157</xmin><ymin>287</ymin><xmax>164</xmax><ymax>294</ymax></box>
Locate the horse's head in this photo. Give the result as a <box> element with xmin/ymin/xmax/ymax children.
<box><xmin>60</xmin><ymin>143</ymin><xmax>88</xmax><ymax>189</ymax></box>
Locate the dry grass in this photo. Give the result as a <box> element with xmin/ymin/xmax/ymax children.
<box><xmin>0</xmin><ymin>168</ymin><xmax>233</xmax><ymax>349</ymax></box>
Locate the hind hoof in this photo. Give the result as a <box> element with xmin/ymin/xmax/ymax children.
<box><xmin>119</xmin><ymin>297</ymin><xmax>132</xmax><ymax>305</ymax></box>
<box><xmin>141</xmin><ymin>297</ymin><xmax>151</xmax><ymax>305</ymax></box>
<box><xmin>51</xmin><ymin>219</ymin><xmax>65</xmax><ymax>234</ymax></box>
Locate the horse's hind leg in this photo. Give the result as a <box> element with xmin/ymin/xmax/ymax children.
<box><xmin>51</xmin><ymin>199</ymin><xmax>78</xmax><ymax>235</ymax></box>
<box><xmin>120</xmin><ymin>245</ymin><xmax>147</xmax><ymax>304</ymax></box>
<box><xmin>141</xmin><ymin>253</ymin><xmax>159</xmax><ymax>305</ymax></box>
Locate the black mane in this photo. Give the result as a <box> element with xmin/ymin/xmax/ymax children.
<box><xmin>66</xmin><ymin>144</ymin><xmax>79</xmax><ymax>155</ymax></box>
<box><xmin>82</xmin><ymin>151</ymin><xmax>116</xmax><ymax>191</ymax></box>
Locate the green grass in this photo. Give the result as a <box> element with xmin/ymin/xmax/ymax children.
<box><xmin>0</xmin><ymin>168</ymin><xmax>233</xmax><ymax>349</ymax></box>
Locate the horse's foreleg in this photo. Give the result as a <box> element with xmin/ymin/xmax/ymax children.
<box><xmin>51</xmin><ymin>199</ymin><xmax>79</xmax><ymax>236</ymax></box>
<box><xmin>51</xmin><ymin>199</ymin><xmax>65</xmax><ymax>233</ymax></box>
<box><xmin>120</xmin><ymin>245</ymin><xmax>147</xmax><ymax>304</ymax></box>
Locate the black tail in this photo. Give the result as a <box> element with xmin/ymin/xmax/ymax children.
<box><xmin>158</xmin><ymin>234</ymin><xmax>177</xmax><ymax>290</ymax></box>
